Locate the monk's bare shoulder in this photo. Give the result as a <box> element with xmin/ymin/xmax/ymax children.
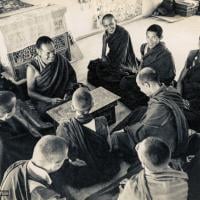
<box><xmin>27</xmin><ymin>64</ymin><xmax>39</xmax><ymax>78</ymax></box>
<box><xmin>26</xmin><ymin>64</ymin><xmax>39</xmax><ymax>89</ymax></box>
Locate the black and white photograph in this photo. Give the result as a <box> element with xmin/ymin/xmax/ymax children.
<box><xmin>0</xmin><ymin>0</ymin><xmax>200</xmax><ymax>199</ymax></box>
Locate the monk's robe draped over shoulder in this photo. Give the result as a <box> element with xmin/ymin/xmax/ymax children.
<box><xmin>180</xmin><ymin>49</ymin><xmax>200</xmax><ymax>132</ymax></box>
<box><xmin>126</xmin><ymin>85</ymin><xmax>188</xmax><ymax>157</ymax></box>
<box><xmin>118</xmin><ymin>168</ymin><xmax>188</xmax><ymax>200</ymax></box>
<box><xmin>87</xmin><ymin>25</ymin><xmax>137</xmax><ymax>95</ymax></box>
<box><xmin>31</xmin><ymin>54</ymin><xmax>77</xmax><ymax>99</ymax></box>
<box><xmin>150</xmin><ymin>86</ymin><xmax>188</xmax><ymax>156</ymax></box>
<box><xmin>182</xmin><ymin>50</ymin><xmax>200</xmax><ymax>110</ymax></box>
<box><xmin>56</xmin><ymin>116</ymin><xmax>120</xmax><ymax>187</ymax></box>
<box><xmin>106</xmin><ymin>25</ymin><xmax>137</xmax><ymax>69</ymax></box>
<box><xmin>140</xmin><ymin>42</ymin><xmax>176</xmax><ymax>85</ymax></box>
<box><xmin>112</xmin><ymin>85</ymin><xmax>188</xmax><ymax>162</ymax></box>
<box><xmin>0</xmin><ymin>117</ymin><xmax>38</xmax><ymax>181</ymax></box>
<box><xmin>0</xmin><ymin>161</ymin><xmax>66</xmax><ymax>200</ymax></box>
<box><xmin>119</xmin><ymin>42</ymin><xmax>175</xmax><ymax>109</ymax></box>
<box><xmin>0</xmin><ymin>160</ymin><xmax>30</xmax><ymax>200</ymax></box>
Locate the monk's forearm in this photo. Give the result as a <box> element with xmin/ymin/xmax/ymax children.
<box><xmin>14</xmin><ymin>114</ymin><xmax>42</xmax><ymax>137</ymax></box>
<box><xmin>28</xmin><ymin>90</ymin><xmax>51</xmax><ymax>103</ymax></box>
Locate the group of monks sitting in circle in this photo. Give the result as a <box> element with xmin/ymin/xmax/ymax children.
<box><xmin>0</xmin><ymin>13</ymin><xmax>200</xmax><ymax>200</ymax></box>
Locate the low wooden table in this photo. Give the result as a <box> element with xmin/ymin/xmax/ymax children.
<box><xmin>47</xmin><ymin>87</ymin><xmax>122</xmax><ymax>125</ymax></box>
<box><xmin>47</xmin><ymin>87</ymin><xmax>132</xmax><ymax>131</ymax></box>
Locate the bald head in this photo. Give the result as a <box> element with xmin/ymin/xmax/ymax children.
<box><xmin>136</xmin><ymin>67</ymin><xmax>161</xmax><ymax>97</ymax></box>
<box><xmin>0</xmin><ymin>91</ymin><xmax>16</xmax><ymax>120</ymax></box>
<box><xmin>102</xmin><ymin>13</ymin><xmax>115</xmax><ymax>23</ymax></box>
<box><xmin>72</xmin><ymin>87</ymin><xmax>93</xmax><ymax>113</ymax></box>
<box><xmin>137</xmin><ymin>67</ymin><xmax>159</xmax><ymax>85</ymax></box>
<box><xmin>32</xmin><ymin>135</ymin><xmax>68</xmax><ymax>172</ymax></box>
<box><xmin>36</xmin><ymin>36</ymin><xmax>54</xmax><ymax>49</ymax></box>
<box><xmin>102</xmin><ymin>13</ymin><xmax>117</xmax><ymax>34</ymax></box>
<box><xmin>136</xmin><ymin>137</ymin><xmax>170</xmax><ymax>171</ymax></box>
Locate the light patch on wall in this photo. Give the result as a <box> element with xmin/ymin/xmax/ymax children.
<box><xmin>94</xmin><ymin>0</ymin><xmax>143</xmax><ymax>28</ymax></box>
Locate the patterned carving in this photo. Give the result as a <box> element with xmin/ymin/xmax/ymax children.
<box><xmin>0</xmin><ymin>0</ymin><xmax>32</xmax><ymax>14</ymax></box>
<box><xmin>95</xmin><ymin>0</ymin><xmax>142</xmax><ymax>24</ymax></box>
<box><xmin>7</xmin><ymin>32</ymin><xmax>70</xmax><ymax>81</ymax></box>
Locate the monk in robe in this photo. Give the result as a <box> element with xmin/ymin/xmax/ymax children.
<box><xmin>0</xmin><ymin>135</ymin><xmax>69</xmax><ymax>200</ymax></box>
<box><xmin>111</xmin><ymin>68</ymin><xmax>188</xmax><ymax>163</ymax></box>
<box><xmin>0</xmin><ymin>91</ymin><xmax>39</xmax><ymax>181</ymax></box>
<box><xmin>177</xmin><ymin>36</ymin><xmax>200</xmax><ymax>131</ymax></box>
<box><xmin>118</xmin><ymin>137</ymin><xmax>188</xmax><ymax>200</ymax></box>
<box><xmin>56</xmin><ymin>87</ymin><xmax>120</xmax><ymax>188</ymax></box>
<box><xmin>87</xmin><ymin>13</ymin><xmax>138</xmax><ymax>95</ymax></box>
<box><xmin>120</xmin><ymin>24</ymin><xmax>176</xmax><ymax>109</ymax></box>
<box><xmin>27</xmin><ymin>36</ymin><xmax>77</xmax><ymax>114</ymax></box>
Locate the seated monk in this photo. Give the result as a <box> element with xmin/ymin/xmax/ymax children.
<box><xmin>27</xmin><ymin>36</ymin><xmax>77</xmax><ymax>114</ymax></box>
<box><xmin>111</xmin><ymin>68</ymin><xmax>188</xmax><ymax>163</ymax></box>
<box><xmin>118</xmin><ymin>137</ymin><xmax>188</xmax><ymax>200</ymax></box>
<box><xmin>177</xmin><ymin>36</ymin><xmax>200</xmax><ymax>131</ymax></box>
<box><xmin>56</xmin><ymin>87</ymin><xmax>120</xmax><ymax>188</ymax></box>
<box><xmin>87</xmin><ymin>13</ymin><xmax>138</xmax><ymax>95</ymax></box>
<box><xmin>0</xmin><ymin>91</ymin><xmax>39</xmax><ymax>181</ymax></box>
<box><xmin>120</xmin><ymin>24</ymin><xmax>176</xmax><ymax>109</ymax></box>
<box><xmin>0</xmin><ymin>135</ymin><xmax>69</xmax><ymax>200</ymax></box>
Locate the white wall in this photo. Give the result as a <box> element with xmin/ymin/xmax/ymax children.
<box><xmin>65</xmin><ymin>0</ymin><xmax>163</xmax><ymax>38</ymax></box>
<box><xmin>142</xmin><ymin>0</ymin><xmax>162</xmax><ymax>16</ymax></box>
<box><xmin>63</xmin><ymin>1</ymin><xmax>97</xmax><ymax>38</ymax></box>
<box><xmin>24</xmin><ymin>0</ymin><xmax>163</xmax><ymax>38</ymax></box>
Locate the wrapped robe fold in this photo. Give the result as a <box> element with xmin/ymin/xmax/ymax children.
<box><xmin>0</xmin><ymin>161</ymin><xmax>31</xmax><ymax>200</ymax></box>
<box><xmin>182</xmin><ymin>50</ymin><xmax>200</xmax><ymax>110</ymax></box>
<box><xmin>119</xmin><ymin>42</ymin><xmax>175</xmax><ymax>109</ymax></box>
<box><xmin>118</xmin><ymin>168</ymin><xmax>188</xmax><ymax>200</ymax></box>
<box><xmin>31</xmin><ymin>54</ymin><xmax>77</xmax><ymax>98</ymax></box>
<box><xmin>56</xmin><ymin>116</ymin><xmax>120</xmax><ymax>188</ymax></box>
<box><xmin>87</xmin><ymin>25</ymin><xmax>137</xmax><ymax>94</ymax></box>
<box><xmin>179</xmin><ymin>49</ymin><xmax>200</xmax><ymax>131</ymax></box>
<box><xmin>140</xmin><ymin>42</ymin><xmax>176</xmax><ymax>85</ymax></box>
<box><xmin>111</xmin><ymin>85</ymin><xmax>188</xmax><ymax>163</ymax></box>
<box><xmin>0</xmin><ymin>116</ymin><xmax>38</xmax><ymax>181</ymax></box>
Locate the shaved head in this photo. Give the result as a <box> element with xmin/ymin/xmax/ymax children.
<box><xmin>36</xmin><ymin>36</ymin><xmax>54</xmax><ymax>49</ymax></box>
<box><xmin>136</xmin><ymin>67</ymin><xmax>159</xmax><ymax>85</ymax></box>
<box><xmin>136</xmin><ymin>67</ymin><xmax>161</xmax><ymax>97</ymax></box>
<box><xmin>72</xmin><ymin>87</ymin><xmax>93</xmax><ymax>112</ymax></box>
<box><xmin>102</xmin><ymin>13</ymin><xmax>115</xmax><ymax>23</ymax></box>
<box><xmin>0</xmin><ymin>91</ymin><xmax>16</xmax><ymax>120</ymax></box>
<box><xmin>102</xmin><ymin>13</ymin><xmax>117</xmax><ymax>34</ymax></box>
<box><xmin>32</xmin><ymin>135</ymin><xmax>68</xmax><ymax>172</ymax></box>
<box><xmin>136</xmin><ymin>137</ymin><xmax>170</xmax><ymax>171</ymax></box>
